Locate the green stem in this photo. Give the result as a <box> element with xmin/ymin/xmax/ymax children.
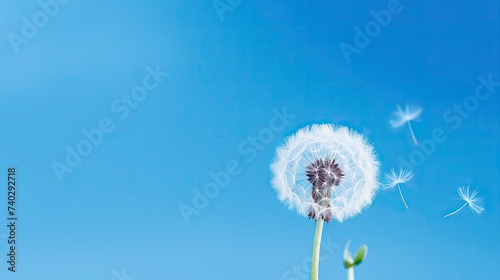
<box><xmin>347</xmin><ymin>267</ymin><xmax>355</xmax><ymax>280</ymax></box>
<box><xmin>311</xmin><ymin>218</ymin><xmax>324</xmax><ymax>280</ymax></box>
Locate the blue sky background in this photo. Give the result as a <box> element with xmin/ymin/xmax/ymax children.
<box><xmin>0</xmin><ymin>0</ymin><xmax>499</xmax><ymax>279</ymax></box>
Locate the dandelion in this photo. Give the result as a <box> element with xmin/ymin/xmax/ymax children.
<box><xmin>270</xmin><ymin>124</ymin><xmax>380</xmax><ymax>280</ymax></box>
<box><xmin>444</xmin><ymin>186</ymin><xmax>485</xmax><ymax>218</ymax></box>
<box><xmin>389</xmin><ymin>104</ymin><xmax>422</xmax><ymax>145</ymax></box>
<box><xmin>383</xmin><ymin>168</ymin><xmax>413</xmax><ymax>208</ymax></box>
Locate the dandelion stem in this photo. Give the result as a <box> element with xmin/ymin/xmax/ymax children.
<box><xmin>397</xmin><ymin>185</ymin><xmax>408</xmax><ymax>208</ymax></box>
<box><xmin>406</xmin><ymin>121</ymin><xmax>418</xmax><ymax>145</ymax></box>
<box><xmin>444</xmin><ymin>202</ymin><xmax>468</xmax><ymax>218</ymax></box>
<box><xmin>311</xmin><ymin>218</ymin><xmax>324</xmax><ymax>280</ymax></box>
<box><xmin>347</xmin><ymin>266</ymin><xmax>355</xmax><ymax>280</ymax></box>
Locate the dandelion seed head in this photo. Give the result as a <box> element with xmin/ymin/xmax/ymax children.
<box><xmin>306</xmin><ymin>159</ymin><xmax>344</xmax><ymax>188</ymax></box>
<box><xmin>270</xmin><ymin>124</ymin><xmax>380</xmax><ymax>222</ymax></box>
<box><xmin>389</xmin><ymin>104</ymin><xmax>422</xmax><ymax>128</ymax></box>
<box><xmin>305</xmin><ymin>159</ymin><xmax>344</xmax><ymax>221</ymax></box>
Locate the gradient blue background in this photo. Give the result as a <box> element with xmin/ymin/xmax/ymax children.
<box><xmin>0</xmin><ymin>0</ymin><xmax>499</xmax><ymax>279</ymax></box>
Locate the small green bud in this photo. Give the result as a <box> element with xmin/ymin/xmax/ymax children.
<box><xmin>344</xmin><ymin>260</ymin><xmax>354</xmax><ymax>269</ymax></box>
<box><xmin>353</xmin><ymin>245</ymin><xmax>368</xmax><ymax>265</ymax></box>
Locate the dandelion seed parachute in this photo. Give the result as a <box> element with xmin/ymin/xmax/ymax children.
<box><xmin>383</xmin><ymin>168</ymin><xmax>413</xmax><ymax>208</ymax></box>
<box><xmin>389</xmin><ymin>104</ymin><xmax>422</xmax><ymax>145</ymax></box>
<box><xmin>389</xmin><ymin>104</ymin><xmax>422</xmax><ymax>129</ymax></box>
<box><xmin>444</xmin><ymin>186</ymin><xmax>485</xmax><ymax>218</ymax></box>
<box><xmin>270</xmin><ymin>124</ymin><xmax>380</xmax><ymax>222</ymax></box>
<box><xmin>458</xmin><ymin>186</ymin><xmax>485</xmax><ymax>214</ymax></box>
<box><xmin>383</xmin><ymin>168</ymin><xmax>413</xmax><ymax>190</ymax></box>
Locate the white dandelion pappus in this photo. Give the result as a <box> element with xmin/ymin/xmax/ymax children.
<box><xmin>383</xmin><ymin>168</ymin><xmax>413</xmax><ymax>208</ymax></box>
<box><xmin>270</xmin><ymin>124</ymin><xmax>380</xmax><ymax>223</ymax></box>
<box><xmin>389</xmin><ymin>104</ymin><xmax>422</xmax><ymax>145</ymax></box>
<box><xmin>444</xmin><ymin>186</ymin><xmax>485</xmax><ymax>218</ymax></box>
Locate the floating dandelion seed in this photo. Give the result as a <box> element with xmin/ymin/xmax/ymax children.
<box><xmin>389</xmin><ymin>104</ymin><xmax>422</xmax><ymax>145</ymax></box>
<box><xmin>444</xmin><ymin>186</ymin><xmax>484</xmax><ymax>218</ymax></box>
<box><xmin>383</xmin><ymin>168</ymin><xmax>413</xmax><ymax>208</ymax></box>
<box><xmin>270</xmin><ymin>124</ymin><xmax>380</xmax><ymax>280</ymax></box>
